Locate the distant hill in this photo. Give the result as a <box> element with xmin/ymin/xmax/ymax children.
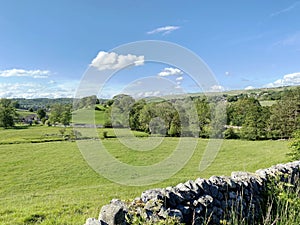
<box><xmin>11</xmin><ymin>85</ymin><xmax>299</xmax><ymax>109</ymax></box>
<box><xmin>13</xmin><ymin>98</ymin><xmax>74</xmax><ymax>110</ymax></box>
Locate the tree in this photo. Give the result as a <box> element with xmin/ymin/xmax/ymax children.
<box><xmin>0</xmin><ymin>99</ymin><xmax>17</xmax><ymax>128</ymax></box>
<box><xmin>111</xmin><ymin>94</ymin><xmax>135</xmax><ymax>127</ymax></box>
<box><xmin>168</xmin><ymin>113</ymin><xmax>181</xmax><ymax>137</ymax></box>
<box><xmin>103</xmin><ymin>107</ymin><xmax>112</xmax><ymax>128</ymax></box>
<box><xmin>60</xmin><ymin>108</ymin><xmax>72</xmax><ymax>126</ymax></box>
<box><xmin>138</xmin><ymin>104</ymin><xmax>155</xmax><ymax>132</ymax></box>
<box><xmin>227</xmin><ymin>97</ymin><xmax>261</xmax><ymax>126</ymax></box>
<box><xmin>129</xmin><ymin>99</ymin><xmax>146</xmax><ymax>130</ymax></box>
<box><xmin>73</xmin><ymin>95</ymin><xmax>98</xmax><ymax>110</ymax></box>
<box><xmin>155</xmin><ymin>101</ymin><xmax>176</xmax><ymax>132</ymax></box>
<box><xmin>49</xmin><ymin>104</ymin><xmax>72</xmax><ymax>126</ymax></box>
<box><xmin>210</xmin><ymin>101</ymin><xmax>227</xmax><ymax>138</ymax></box>
<box><xmin>37</xmin><ymin>108</ymin><xmax>46</xmax><ymax>120</ymax></box>
<box><xmin>268</xmin><ymin>88</ymin><xmax>300</xmax><ymax>139</ymax></box>
<box><xmin>240</xmin><ymin>105</ymin><xmax>270</xmax><ymax>140</ymax></box>
<box><xmin>194</xmin><ymin>97</ymin><xmax>211</xmax><ymax>137</ymax></box>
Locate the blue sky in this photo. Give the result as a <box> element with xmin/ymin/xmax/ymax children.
<box><xmin>0</xmin><ymin>0</ymin><xmax>300</xmax><ymax>98</ymax></box>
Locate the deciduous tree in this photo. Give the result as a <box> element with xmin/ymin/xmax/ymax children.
<box><xmin>0</xmin><ymin>98</ymin><xmax>17</xmax><ymax>128</ymax></box>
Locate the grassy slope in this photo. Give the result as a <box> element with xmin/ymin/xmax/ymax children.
<box><xmin>72</xmin><ymin>108</ymin><xmax>107</xmax><ymax>125</ymax></box>
<box><xmin>0</xmin><ymin>126</ymin><xmax>291</xmax><ymax>224</ymax></box>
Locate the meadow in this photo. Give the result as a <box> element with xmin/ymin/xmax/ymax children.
<box><xmin>0</xmin><ymin>125</ymin><xmax>291</xmax><ymax>224</ymax></box>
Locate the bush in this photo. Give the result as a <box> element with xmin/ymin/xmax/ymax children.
<box><xmin>45</xmin><ymin>120</ymin><xmax>51</xmax><ymax>126</ymax></box>
<box><xmin>288</xmin><ymin>130</ymin><xmax>300</xmax><ymax>160</ymax></box>
<box><xmin>41</xmin><ymin>117</ymin><xmax>47</xmax><ymax>124</ymax></box>
<box><xmin>223</xmin><ymin>128</ymin><xmax>239</xmax><ymax>139</ymax></box>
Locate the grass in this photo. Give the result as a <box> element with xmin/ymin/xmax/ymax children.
<box><xmin>259</xmin><ymin>100</ymin><xmax>276</xmax><ymax>107</ymax></box>
<box><xmin>0</xmin><ymin>126</ymin><xmax>291</xmax><ymax>224</ymax></box>
<box><xmin>263</xmin><ymin>178</ymin><xmax>300</xmax><ymax>225</ymax></box>
<box><xmin>0</xmin><ymin>126</ymin><xmax>66</xmax><ymax>144</ymax></box>
<box><xmin>16</xmin><ymin>109</ymin><xmax>37</xmax><ymax>117</ymax></box>
<box><xmin>72</xmin><ymin>108</ymin><xmax>107</xmax><ymax>125</ymax></box>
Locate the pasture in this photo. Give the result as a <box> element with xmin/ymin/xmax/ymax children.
<box><xmin>0</xmin><ymin>126</ymin><xmax>290</xmax><ymax>224</ymax></box>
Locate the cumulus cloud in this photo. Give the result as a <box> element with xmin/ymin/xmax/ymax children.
<box><xmin>245</xmin><ymin>86</ymin><xmax>255</xmax><ymax>90</ymax></box>
<box><xmin>90</xmin><ymin>51</ymin><xmax>144</xmax><ymax>71</ymax></box>
<box><xmin>158</xmin><ymin>67</ymin><xmax>183</xmax><ymax>77</ymax></box>
<box><xmin>210</xmin><ymin>85</ymin><xmax>225</xmax><ymax>92</ymax></box>
<box><xmin>0</xmin><ymin>69</ymin><xmax>50</xmax><ymax>78</ymax></box>
<box><xmin>147</xmin><ymin>26</ymin><xmax>180</xmax><ymax>35</ymax></box>
<box><xmin>265</xmin><ymin>72</ymin><xmax>300</xmax><ymax>88</ymax></box>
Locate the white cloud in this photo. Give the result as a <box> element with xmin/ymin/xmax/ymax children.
<box><xmin>147</xmin><ymin>26</ymin><xmax>180</xmax><ymax>35</ymax></box>
<box><xmin>210</xmin><ymin>85</ymin><xmax>225</xmax><ymax>92</ymax></box>
<box><xmin>265</xmin><ymin>72</ymin><xmax>300</xmax><ymax>88</ymax></box>
<box><xmin>158</xmin><ymin>67</ymin><xmax>183</xmax><ymax>77</ymax></box>
<box><xmin>0</xmin><ymin>69</ymin><xmax>50</xmax><ymax>78</ymax></box>
<box><xmin>135</xmin><ymin>91</ymin><xmax>161</xmax><ymax>98</ymax></box>
<box><xmin>90</xmin><ymin>51</ymin><xmax>144</xmax><ymax>71</ymax></box>
<box><xmin>0</xmin><ymin>81</ymin><xmax>77</xmax><ymax>99</ymax></box>
<box><xmin>245</xmin><ymin>86</ymin><xmax>255</xmax><ymax>90</ymax></box>
<box><xmin>176</xmin><ymin>76</ymin><xmax>183</xmax><ymax>81</ymax></box>
<box><xmin>48</xmin><ymin>80</ymin><xmax>56</xmax><ymax>84</ymax></box>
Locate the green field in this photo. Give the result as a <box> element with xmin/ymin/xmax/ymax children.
<box><xmin>0</xmin><ymin>126</ymin><xmax>291</xmax><ymax>224</ymax></box>
<box><xmin>72</xmin><ymin>108</ymin><xmax>107</xmax><ymax>125</ymax></box>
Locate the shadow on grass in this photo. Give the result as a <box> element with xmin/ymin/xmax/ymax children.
<box><xmin>13</xmin><ymin>125</ymin><xmax>30</xmax><ymax>129</ymax></box>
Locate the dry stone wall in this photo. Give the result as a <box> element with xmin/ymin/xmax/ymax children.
<box><xmin>84</xmin><ymin>161</ymin><xmax>300</xmax><ymax>225</ymax></box>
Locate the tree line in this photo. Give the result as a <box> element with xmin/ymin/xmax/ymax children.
<box><xmin>0</xmin><ymin>99</ymin><xmax>71</xmax><ymax>128</ymax></box>
<box><xmin>103</xmin><ymin>87</ymin><xmax>300</xmax><ymax>140</ymax></box>
<box><xmin>1</xmin><ymin>87</ymin><xmax>299</xmax><ymax>141</ymax></box>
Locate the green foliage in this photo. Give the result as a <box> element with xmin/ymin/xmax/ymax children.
<box><xmin>264</xmin><ymin>178</ymin><xmax>300</xmax><ymax>225</ymax></box>
<box><xmin>240</xmin><ymin>105</ymin><xmax>270</xmax><ymax>140</ymax></box>
<box><xmin>0</xmin><ymin>98</ymin><xmax>17</xmax><ymax>128</ymax></box>
<box><xmin>194</xmin><ymin>97</ymin><xmax>211</xmax><ymax>136</ymax></box>
<box><xmin>168</xmin><ymin>113</ymin><xmax>181</xmax><ymax>137</ymax></box>
<box><xmin>12</xmin><ymin>98</ymin><xmax>73</xmax><ymax>110</ymax></box>
<box><xmin>49</xmin><ymin>104</ymin><xmax>71</xmax><ymax>126</ymax></box>
<box><xmin>74</xmin><ymin>95</ymin><xmax>98</xmax><ymax>110</ymax></box>
<box><xmin>103</xmin><ymin>107</ymin><xmax>112</xmax><ymax>128</ymax></box>
<box><xmin>288</xmin><ymin>130</ymin><xmax>300</xmax><ymax>160</ymax></box>
<box><xmin>37</xmin><ymin>108</ymin><xmax>47</xmax><ymax>120</ymax></box>
<box><xmin>268</xmin><ymin>88</ymin><xmax>300</xmax><ymax>139</ymax></box>
<box><xmin>227</xmin><ymin>97</ymin><xmax>261</xmax><ymax>127</ymax></box>
<box><xmin>129</xmin><ymin>99</ymin><xmax>146</xmax><ymax>131</ymax></box>
<box><xmin>210</xmin><ymin>101</ymin><xmax>227</xmax><ymax>138</ymax></box>
<box><xmin>59</xmin><ymin>127</ymin><xmax>66</xmax><ymax>137</ymax></box>
<box><xmin>223</xmin><ymin>128</ymin><xmax>239</xmax><ymax>139</ymax></box>
<box><xmin>127</xmin><ymin>213</ymin><xmax>182</xmax><ymax>225</ymax></box>
<box><xmin>111</xmin><ymin>94</ymin><xmax>135</xmax><ymax>127</ymax></box>
<box><xmin>138</xmin><ymin>103</ymin><xmax>155</xmax><ymax>132</ymax></box>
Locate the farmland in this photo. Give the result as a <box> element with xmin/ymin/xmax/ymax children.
<box><xmin>0</xmin><ymin>125</ymin><xmax>290</xmax><ymax>224</ymax></box>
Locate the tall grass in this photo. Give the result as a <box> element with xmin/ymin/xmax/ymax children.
<box><xmin>263</xmin><ymin>177</ymin><xmax>300</xmax><ymax>225</ymax></box>
<box><xmin>218</xmin><ymin>176</ymin><xmax>300</xmax><ymax>225</ymax></box>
